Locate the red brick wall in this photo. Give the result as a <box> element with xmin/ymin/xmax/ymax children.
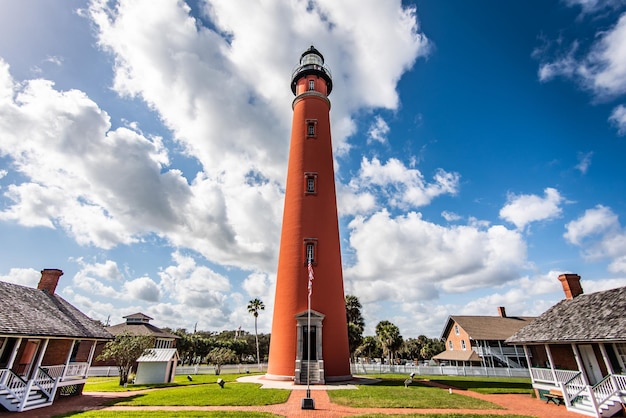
<box><xmin>42</xmin><ymin>340</ymin><xmax>72</xmax><ymax>365</ymax></box>
<box><xmin>550</xmin><ymin>344</ymin><xmax>577</xmax><ymax>370</ymax></box>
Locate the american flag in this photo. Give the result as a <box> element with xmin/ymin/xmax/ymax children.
<box><xmin>307</xmin><ymin>259</ymin><xmax>314</xmax><ymax>297</ymax></box>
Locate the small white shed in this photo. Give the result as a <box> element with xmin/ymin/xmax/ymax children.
<box><xmin>134</xmin><ymin>348</ymin><xmax>179</xmax><ymax>384</ymax></box>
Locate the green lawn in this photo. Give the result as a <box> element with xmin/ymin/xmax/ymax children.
<box><xmin>57</xmin><ymin>412</ymin><xmax>278</xmax><ymax>418</ymax></box>
<box><xmin>351</xmin><ymin>415</ymin><xmax>534</xmax><ymax>418</ymax></box>
<box><xmin>328</xmin><ymin>378</ymin><xmax>503</xmax><ymax>409</ymax></box>
<box><xmin>424</xmin><ymin>375</ymin><xmax>533</xmax><ymax>394</ymax></box>
<box><xmin>84</xmin><ymin>374</ymin><xmax>250</xmax><ymax>392</ymax></box>
<box><xmin>104</xmin><ymin>382</ymin><xmax>289</xmax><ymax>407</ymax></box>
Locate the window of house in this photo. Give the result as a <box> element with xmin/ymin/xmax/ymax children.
<box><xmin>461</xmin><ymin>340</ymin><xmax>466</xmax><ymax>350</ymax></box>
<box><xmin>308</xmin><ymin>79</ymin><xmax>315</xmax><ymax>91</ymax></box>
<box><xmin>454</xmin><ymin>324</ymin><xmax>460</xmax><ymax>335</ymax></box>
<box><xmin>448</xmin><ymin>340</ymin><xmax>453</xmax><ymax>350</ymax></box>
<box><xmin>155</xmin><ymin>339</ymin><xmax>173</xmax><ymax>349</ymax></box>
<box><xmin>304</xmin><ymin>173</ymin><xmax>317</xmax><ymax>194</ymax></box>
<box><xmin>616</xmin><ymin>343</ymin><xmax>626</xmax><ymax>370</ymax></box>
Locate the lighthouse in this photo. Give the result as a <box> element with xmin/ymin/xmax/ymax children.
<box><xmin>266</xmin><ymin>46</ymin><xmax>351</xmax><ymax>383</ymax></box>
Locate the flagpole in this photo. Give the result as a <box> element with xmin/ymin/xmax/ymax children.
<box><xmin>302</xmin><ymin>258</ymin><xmax>315</xmax><ymax>409</ymax></box>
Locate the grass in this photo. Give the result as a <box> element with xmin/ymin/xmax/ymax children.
<box><xmin>84</xmin><ymin>373</ymin><xmax>251</xmax><ymax>392</ymax></box>
<box><xmin>351</xmin><ymin>415</ymin><xmax>535</xmax><ymax>418</ymax></box>
<box><xmin>56</xmin><ymin>412</ymin><xmax>278</xmax><ymax>417</ymax></box>
<box><xmin>423</xmin><ymin>375</ymin><xmax>533</xmax><ymax>395</ymax></box>
<box><xmin>107</xmin><ymin>382</ymin><xmax>289</xmax><ymax>407</ymax></box>
<box><xmin>328</xmin><ymin>378</ymin><xmax>503</xmax><ymax>409</ymax></box>
<box><xmin>355</xmin><ymin>374</ymin><xmax>533</xmax><ymax>394</ymax></box>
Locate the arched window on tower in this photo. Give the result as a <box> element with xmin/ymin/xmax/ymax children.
<box><xmin>308</xmin><ymin>79</ymin><xmax>315</xmax><ymax>91</ymax></box>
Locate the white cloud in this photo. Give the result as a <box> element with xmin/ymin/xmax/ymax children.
<box><xmin>441</xmin><ymin>211</ymin><xmax>462</xmax><ymax>222</ymax></box>
<box><xmin>344</xmin><ymin>210</ymin><xmax>527</xmax><ymax>305</ymax></box>
<box><xmin>123</xmin><ymin>276</ymin><xmax>161</xmax><ymax>302</ymax></box>
<box><xmin>158</xmin><ymin>251</ymin><xmax>231</xmax><ymax>309</ymax></box>
<box><xmin>609</xmin><ymin>104</ymin><xmax>626</xmax><ymax>135</ymax></box>
<box><xmin>499</xmin><ymin>187</ymin><xmax>564</xmax><ymax>230</ymax></box>
<box><xmin>575</xmin><ymin>151</ymin><xmax>593</xmax><ymax>174</ymax></box>
<box><xmin>0</xmin><ymin>0</ymin><xmax>432</xmax><ymax>276</ymax></box>
<box><xmin>564</xmin><ymin>205</ymin><xmax>626</xmax><ymax>273</ymax></box>
<box><xmin>563</xmin><ymin>0</ymin><xmax>626</xmax><ymax>15</ymax></box>
<box><xmin>538</xmin><ymin>12</ymin><xmax>626</xmax><ymax>99</ymax></box>
<box><xmin>350</xmin><ymin>157</ymin><xmax>460</xmax><ymax>210</ymax></box>
<box><xmin>0</xmin><ymin>267</ymin><xmax>40</xmax><ymax>287</ymax></box>
<box><xmin>367</xmin><ymin>115</ymin><xmax>390</xmax><ymax>144</ymax></box>
<box><xmin>564</xmin><ymin>204</ymin><xmax>618</xmax><ymax>245</ymax></box>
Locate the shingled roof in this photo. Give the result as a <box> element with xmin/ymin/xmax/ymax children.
<box><xmin>506</xmin><ymin>286</ymin><xmax>626</xmax><ymax>344</ymax></box>
<box><xmin>107</xmin><ymin>313</ymin><xmax>179</xmax><ymax>340</ymax></box>
<box><xmin>442</xmin><ymin>315</ymin><xmax>536</xmax><ymax>341</ymax></box>
<box><xmin>0</xmin><ymin>280</ymin><xmax>112</xmax><ymax>340</ymax></box>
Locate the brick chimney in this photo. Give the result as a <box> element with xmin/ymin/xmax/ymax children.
<box><xmin>558</xmin><ymin>273</ymin><xmax>583</xmax><ymax>299</ymax></box>
<box><xmin>497</xmin><ymin>306</ymin><xmax>507</xmax><ymax>317</ymax></box>
<box><xmin>37</xmin><ymin>269</ymin><xmax>64</xmax><ymax>295</ymax></box>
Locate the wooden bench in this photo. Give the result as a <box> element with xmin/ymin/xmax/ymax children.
<box><xmin>544</xmin><ymin>390</ymin><xmax>565</xmax><ymax>406</ymax></box>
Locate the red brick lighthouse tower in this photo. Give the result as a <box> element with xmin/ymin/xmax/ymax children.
<box><xmin>266</xmin><ymin>46</ymin><xmax>351</xmax><ymax>383</ymax></box>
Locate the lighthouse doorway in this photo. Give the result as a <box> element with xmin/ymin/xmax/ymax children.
<box><xmin>295</xmin><ymin>310</ymin><xmax>325</xmax><ymax>384</ymax></box>
<box><xmin>302</xmin><ymin>326</ymin><xmax>317</xmax><ymax>360</ymax></box>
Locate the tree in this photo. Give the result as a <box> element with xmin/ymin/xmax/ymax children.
<box><xmin>207</xmin><ymin>347</ymin><xmax>237</xmax><ymax>375</ymax></box>
<box><xmin>345</xmin><ymin>295</ymin><xmax>365</xmax><ymax>331</ymax></box>
<box><xmin>247</xmin><ymin>298</ymin><xmax>265</xmax><ymax>370</ymax></box>
<box><xmin>96</xmin><ymin>333</ymin><xmax>154</xmax><ymax>385</ymax></box>
<box><xmin>356</xmin><ymin>335</ymin><xmax>383</xmax><ymax>361</ymax></box>
<box><xmin>375</xmin><ymin>320</ymin><xmax>403</xmax><ymax>365</ymax></box>
<box><xmin>345</xmin><ymin>295</ymin><xmax>365</xmax><ymax>361</ymax></box>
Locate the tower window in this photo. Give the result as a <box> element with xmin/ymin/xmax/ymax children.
<box><xmin>304</xmin><ymin>172</ymin><xmax>317</xmax><ymax>194</ymax></box>
<box><xmin>304</xmin><ymin>239</ymin><xmax>318</xmax><ymax>265</ymax></box>
<box><xmin>308</xmin><ymin>79</ymin><xmax>315</xmax><ymax>91</ymax></box>
<box><xmin>306</xmin><ymin>119</ymin><xmax>317</xmax><ymax>138</ymax></box>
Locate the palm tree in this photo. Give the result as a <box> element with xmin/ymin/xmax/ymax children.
<box><xmin>247</xmin><ymin>298</ymin><xmax>265</xmax><ymax>370</ymax></box>
<box><xmin>375</xmin><ymin>320</ymin><xmax>403</xmax><ymax>366</ymax></box>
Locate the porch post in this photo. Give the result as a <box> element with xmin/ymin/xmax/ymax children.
<box><xmin>571</xmin><ymin>343</ymin><xmax>590</xmax><ymax>385</ymax></box>
<box><xmin>6</xmin><ymin>337</ymin><xmax>23</xmax><ymax>370</ymax></box>
<box><xmin>33</xmin><ymin>338</ymin><xmax>49</xmax><ymax>377</ymax></box>
<box><xmin>544</xmin><ymin>344</ymin><xmax>558</xmax><ymax>383</ymax></box>
<box><xmin>62</xmin><ymin>340</ymin><xmax>76</xmax><ymax>380</ymax></box>
<box><xmin>522</xmin><ymin>345</ymin><xmax>534</xmax><ymax>383</ymax></box>
<box><xmin>598</xmin><ymin>343</ymin><xmax>615</xmax><ymax>374</ymax></box>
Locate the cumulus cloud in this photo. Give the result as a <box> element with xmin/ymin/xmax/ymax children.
<box><xmin>344</xmin><ymin>210</ymin><xmax>527</xmax><ymax>305</ymax></box>
<box><xmin>499</xmin><ymin>187</ymin><xmax>564</xmax><ymax>230</ymax></box>
<box><xmin>348</xmin><ymin>157</ymin><xmax>460</xmax><ymax>210</ymax></box>
<box><xmin>564</xmin><ymin>205</ymin><xmax>626</xmax><ymax>273</ymax></box>
<box><xmin>0</xmin><ymin>267</ymin><xmax>40</xmax><ymax>287</ymax></box>
<box><xmin>123</xmin><ymin>276</ymin><xmax>161</xmax><ymax>302</ymax></box>
<box><xmin>367</xmin><ymin>115</ymin><xmax>390</xmax><ymax>144</ymax></box>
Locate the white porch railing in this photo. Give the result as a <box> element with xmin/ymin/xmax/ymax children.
<box><xmin>0</xmin><ymin>368</ymin><xmax>27</xmax><ymax>403</ymax></box>
<box><xmin>530</xmin><ymin>367</ymin><xmax>579</xmax><ymax>384</ymax></box>
<box><xmin>43</xmin><ymin>362</ymin><xmax>89</xmax><ymax>380</ymax></box>
<box><xmin>592</xmin><ymin>374</ymin><xmax>626</xmax><ymax>410</ymax></box>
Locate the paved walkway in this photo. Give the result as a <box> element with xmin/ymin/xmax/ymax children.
<box><xmin>7</xmin><ymin>377</ymin><xmax>583</xmax><ymax>418</ymax></box>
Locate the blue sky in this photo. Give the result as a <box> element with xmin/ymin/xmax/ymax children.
<box><xmin>1</xmin><ymin>0</ymin><xmax>625</xmax><ymax>338</ymax></box>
